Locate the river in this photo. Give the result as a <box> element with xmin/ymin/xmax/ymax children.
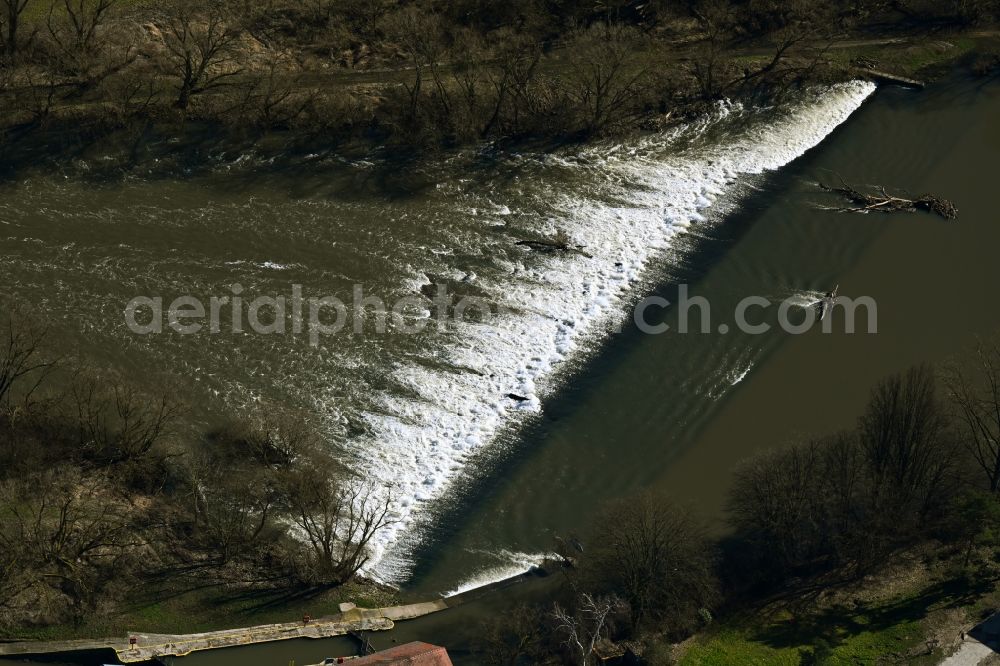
<box><xmin>403</xmin><ymin>71</ymin><xmax>1000</xmax><ymax>598</ymax></box>
<box><xmin>1</xmin><ymin>71</ymin><xmax>999</xmax><ymax>665</ymax></box>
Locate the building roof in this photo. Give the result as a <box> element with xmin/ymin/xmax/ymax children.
<box><xmin>351</xmin><ymin>641</ymin><xmax>453</xmax><ymax>666</ymax></box>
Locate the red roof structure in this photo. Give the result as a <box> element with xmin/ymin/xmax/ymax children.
<box><xmin>351</xmin><ymin>641</ymin><xmax>453</xmax><ymax>665</ymax></box>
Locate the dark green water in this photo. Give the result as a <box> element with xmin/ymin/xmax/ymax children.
<box><xmin>401</xmin><ymin>73</ymin><xmax>1000</xmax><ymax>599</ymax></box>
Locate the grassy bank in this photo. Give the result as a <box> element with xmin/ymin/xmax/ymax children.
<box><xmin>1</xmin><ymin>0</ymin><xmax>999</xmax><ymax>176</ymax></box>
<box><xmin>0</xmin><ymin>304</ymin><xmax>402</xmax><ymax>641</ymax></box>
<box><xmin>677</xmin><ymin>551</ymin><xmax>1000</xmax><ymax>665</ymax></box>
<box><xmin>1</xmin><ymin>29</ymin><xmax>996</xmax><ymax>183</ymax></box>
<box><xmin>11</xmin><ymin>576</ymin><xmax>398</xmax><ymax>642</ymax></box>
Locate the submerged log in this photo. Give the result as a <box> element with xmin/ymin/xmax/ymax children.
<box><xmin>516</xmin><ymin>239</ymin><xmax>570</xmax><ymax>251</ymax></box>
<box><xmin>819</xmin><ymin>178</ymin><xmax>957</xmax><ymax>220</ymax></box>
<box><xmin>853</xmin><ymin>67</ymin><xmax>925</xmax><ymax>89</ymax></box>
<box><xmin>515</xmin><ymin>229</ymin><xmax>594</xmax><ymax>258</ymax></box>
<box><xmin>515</xmin><ymin>239</ymin><xmax>594</xmax><ymax>258</ymax></box>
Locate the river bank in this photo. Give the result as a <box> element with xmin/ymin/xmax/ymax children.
<box><xmin>1</xmin><ymin>11</ymin><xmax>998</xmax><ymax>180</ymax></box>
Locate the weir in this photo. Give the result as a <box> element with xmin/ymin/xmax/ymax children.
<box><xmin>363</xmin><ymin>79</ymin><xmax>879</xmax><ymax>582</ymax></box>
<box><xmin>0</xmin><ymin>608</ymin><xmax>398</xmax><ymax>664</ymax></box>
<box><xmin>0</xmin><ymin>565</ymin><xmax>553</xmax><ymax>663</ymax></box>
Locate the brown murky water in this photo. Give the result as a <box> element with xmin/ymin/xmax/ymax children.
<box><xmin>2</xmin><ymin>73</ymin><xmax>998</xmax><ymax>666</ymax></box>
<box><xmin>402</xmin><ymin>73</ymin><xmax>1000</xmax><ymax>599</ymax></box>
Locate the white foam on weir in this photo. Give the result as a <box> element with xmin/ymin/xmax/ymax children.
<box><xmin>442</xmin><ymin>551</ymin><xmax>554</xmax><ymax>598</ymax></box>
<box><xmin>788</xmin><ymin>290</ymin><xmax>827</xmax><ymax>308</ymax></box>
<box><xmin>351</xmin><ymin>82</ymin><xmax>876</xmax><ymax>584</ymax></box>
<box><xmin>730</xmin><ymin>363</ymin><xmax>754</xmax><ymax>387</ymax></box>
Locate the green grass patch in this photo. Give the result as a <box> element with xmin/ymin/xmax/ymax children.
<box><xmin>677</xmin><ymin>574</ymin><xmax>994</xmax><ymax>666</ymax></box>
<box><xmin>6</xmin><ymin>574</ymin><xmax>399</xmax><ymax>642</ymax></box>
<box><xmin>837</xmin><ymin>36</ymin><xmax>979</xmax><ymax>77</ymax></box>
<box><xmin>678</xmin><ymin>628</ymin><xmax>803</xmax><ymax>666</ymax></box>
<box><xmin>679</xmin><ymin>619</ymin><xmax>931</xmax><ymax>666</ymax></box>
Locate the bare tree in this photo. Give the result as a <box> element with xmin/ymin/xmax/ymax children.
<box><xmin>858</xmin><ymin>365</ymin><xmax>955</xmax><ymax>522</ymax></box>
<box><xmin>689</xmin><ymin>0</ymin><xmax>733</xmax><ymax>99</ymax></box>
<box><xmin>160</xmin><ymin>2</ymin><xmax>242</xmax><ymax>110</ymax></box>
<box><xmin>45</xmin><ymin>0</ymin><xmax>138</xmax><ymax>91</ymax></box>
<box><xmin>478</xmin><ymin>603</ymin><xmax>549</xmax><ymax>666</ymax></box>
<box><xmin>341</xmin><ymin>0</ymin><xmax>392</xmax><ymax>40</ymax></box>
<box><xmin>0</xmin><ymin>468</ymin><xmax>144</xmax><ymax>619</ymax></box>
<box><xmin>815</xmin><ymin>432</ymin><xmax>876</xmax><ymax>564</ymax></box>
<box><xmin>282</xmin><ymin>461</ymin><xmax>394</xmax><ymax>586</ymax></box>
<box><xmin>216</xmin><ymin>404</ymin><xmax>323</xmax><ymax>468</ymax></box>
<box><xmin>945</xmin><ymin>338</ymin><xmax>1000</xmax><ymax>492</ymax></box>
<box><xmin>186</xmin><ymin>407</ymin><xmax>318</xmax><ymax>562</ymax></box>
<box><xmin>385</xmin><ymin>7</ymin><xmax>448</xmax><ymax>121</ymax></box>
<box><xmin>729</xmin><ymin>439</ymin><xmax>829</xmax><ymax>571</ymax></box>
<box><xmin>551</xmin><ymin>593</ymin><xmax>626</xmax><ymax>666</ymax></box>
<box><xmin>563</xmin><ymin>24</ymin><xmax>648</xmax><ymax>135</ymax></box>
<box><xmin>444</xmin><ymin>28</ymin><xmax>489</xmax><ymax>141</ymax></box>
<box><xmin>70</xmin><ymin>371</ymin><xmax>178</xmax><ymax>469</ymax></box>
<box><xmin>0</xmin><ymin>519</ymin><xmax>31</xmax><ymax>623</ymax></box>
<box><xmin>189</xmin><ymin>458</ymin><xmax>281</xmax><ymax>563</ymax></box>
<box><xmin>47</xmin><ymin>0</ymin><xmax>117</xmax><ymax>56</ymax></box>
<box><xmin>103</xmin><ymin>63</ymin><xmax>158</xmax><ymax>121</ymax></box>
<box><xmin>730</xmin><ymin>367</ymin><xmax>960</xmax><ymax>584</ymax></box>
<box><xmin>689</xmin><ymin>0</ymin><xmax>826</xmax><ymax>101</ymax></box>
<box><xmin>301</xmin><ymin>0</ymin><xmax>335</xmax><ymax>25</ymax></box>
<box><xmin>237</xmin><ymin>52</ymin><xmax>311</xmax><ymax>129</ymax></box>
<box><xmin>481</xmin><ymin>30</ymin><xmax>541</xmax><ymax>139</ymax></box>
<box><xmin>0</xmin><ymin>306</ymin><xmax>56</xmax><ymax>411</ymax></box>
<box><xmin>728</xmin><ymin>432</ymin><xmax>883</xmax><ymax>577</ymax></box>
<box><xmin>735</xmin><ymin>26</ymin><xmax>812</xmax><ymax>96</ymax></box>
<box><xmin>584</xmin><ymin>491</ymin><xmax>717</xmax><ymax>628</ymax></box>
<box><xmin>12</xmin><ymin>64</ymin><xmax>66</xmax><ymax>125</ymax></box>
<box><xmin>0</xmin><ymin>0</ymin><xmax>31</xmax><ymax>60</ymax></box>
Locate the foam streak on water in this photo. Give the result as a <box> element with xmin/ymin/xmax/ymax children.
<box><xmin>442</xmin><ymin>550</ymin><xmax>554</xmax><ymax>598</ymax></box>
<box><xmin>355</xmin><ymin>82</ymin><xmax>877</xmax><ymax>583</ymax></box>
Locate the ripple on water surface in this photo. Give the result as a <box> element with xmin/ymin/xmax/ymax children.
<box><xmin>0</xmin><ymin>81</ymin><xmax>876</xmax><ymax>586</ymax></box>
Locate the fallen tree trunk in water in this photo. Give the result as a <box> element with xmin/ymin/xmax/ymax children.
<box><xmin>515</xmin><ymin>231</ymin><xmax>594</xmax><ymax>258</ymax></box>
<box><xmin>819</xmin><ymin>179</ymin><xmax>957</xmax><ymax>220</ymax></box>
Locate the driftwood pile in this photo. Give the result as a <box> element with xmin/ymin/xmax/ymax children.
<box><xmin>819</xmin><ymin>179</ymin><xmax>957</xmax><ymax>220</ymax></box>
